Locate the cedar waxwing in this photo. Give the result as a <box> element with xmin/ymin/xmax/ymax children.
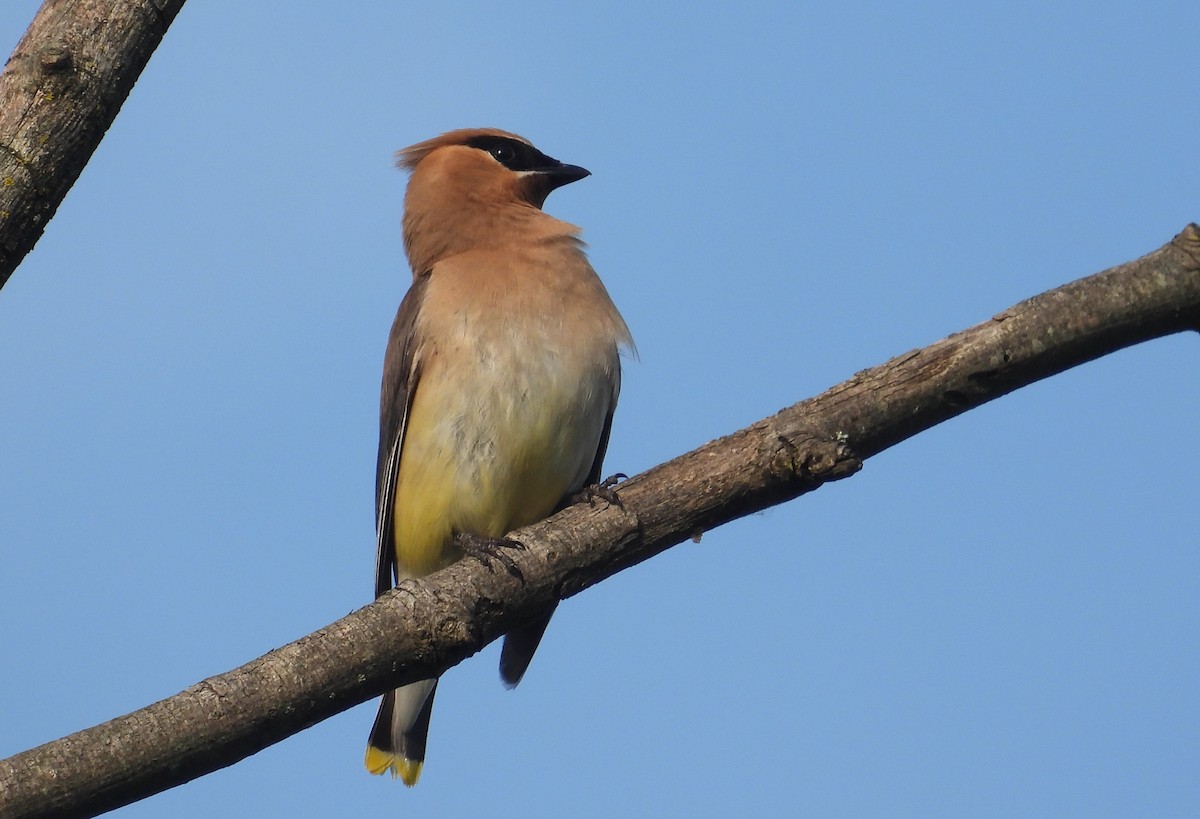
<box><xmin>365</xmin><ymin>128</ymin><xmax>632</xmax><ymax>785</ymax></box>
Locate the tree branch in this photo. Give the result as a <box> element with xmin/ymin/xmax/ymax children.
<box><xmin>1</xmin><ymin>225</ymin><xmax>1196</xmax><ymax>818</ymax></box>
<box><xmin>0</xmin><ymin>0</ymin><xmax>187</xmax><ymax>291</ymax></box>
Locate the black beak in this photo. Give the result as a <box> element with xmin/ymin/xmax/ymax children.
<box><xmin>540</xmin><ymin>162</ymin><xmax>591</xmax><ymax>191</ymax></box>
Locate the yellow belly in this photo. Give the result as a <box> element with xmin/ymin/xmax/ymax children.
<box><xmin>391</xmin><ymin>349</ymin><xmax>609</xmax><ymax>578</ymax></box>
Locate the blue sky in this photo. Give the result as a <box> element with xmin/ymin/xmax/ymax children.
<box><xmin>1</xmin><ymin>2</ymin><xmax>1197</xmax><ymax>816</ymax></box>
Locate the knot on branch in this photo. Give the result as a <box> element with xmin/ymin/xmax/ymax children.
<box><xmin>38</xmin><ymin>47</ymin><xmax>72</xmax><ymax>73</ymax></box>
<box><xmin>773</xmin><ymin>432</ymin><xmax>862</xmax><ymax>487</ymax></box>
<box><xmin>1173</xmin><ymin>223</ymin><xmax>1200</xmax><ymax>266</ymax></box>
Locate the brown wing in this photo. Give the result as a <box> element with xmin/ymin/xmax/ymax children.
<box><xmin>582</xmin><ymin>400</ymin><xmax>617</xmax><ymax>490</ymax></box>
<box><xmin>375</xmin><ymin>271</ymin><xmax>431</xmax><ymax>598</ymax></box>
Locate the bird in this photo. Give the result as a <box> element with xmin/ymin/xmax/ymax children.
<box><xmin>364</xmin><ymin>128</ymin><xmax>632</xmax><ymax>786</ymax></box>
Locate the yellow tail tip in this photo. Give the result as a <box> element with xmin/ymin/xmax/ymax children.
<box><xmin>365</xmin><ymin>747</ymin><xmax>423</xmax><ymax>786</ymax></box>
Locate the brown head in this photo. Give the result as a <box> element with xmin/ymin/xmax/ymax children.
<box><xmin>396</xmin><ymin>128</ymin><xmax>590</xmax><ymax>274</ymax></box>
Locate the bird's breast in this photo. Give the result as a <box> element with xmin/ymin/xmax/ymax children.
<box><xmin>391</xmin><ymin>251</ymin><xmax>623</xmax><ymax>573</ymax></box>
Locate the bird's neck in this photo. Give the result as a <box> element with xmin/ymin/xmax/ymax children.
<box><xmin>402</xmin><ymin>196</ymin><xmax>578</xmax><ymax>275</ymax></box>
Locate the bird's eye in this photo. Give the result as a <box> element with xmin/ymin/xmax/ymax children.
<box><xmin>489</xmin><ymin>144</ymin><xmax>516</xmax><ymax>164</ymax></box>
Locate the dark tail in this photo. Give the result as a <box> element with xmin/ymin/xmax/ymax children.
<box><xmin>499</xmin><ymin>603</ymin><xmax>558</xmax><ymax>688</ymax></box>
<box><xmin>365</xmin><ymin>679</ymin><xmax>438</xmax><ymax>786</ymax></box>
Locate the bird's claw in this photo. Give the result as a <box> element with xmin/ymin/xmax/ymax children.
<box><xmin>455</xmin><ymin>532</ymin><xmax>526</xmax><ymax>580</ymax></box>
<box><xmin>572</xmin><ymin>473</ymin><xmax>628</xmax><ymax>508</ymax></box>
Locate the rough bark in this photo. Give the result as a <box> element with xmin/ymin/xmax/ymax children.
<box><xmin>1</xmin><ymin>225</ymin><xmax>1196</xmax><ymax>819</ymax></box>
<box><xmin>0</xmin><ymin>0</ymin><xmax>187</xmax><ymax>290</ymax></box>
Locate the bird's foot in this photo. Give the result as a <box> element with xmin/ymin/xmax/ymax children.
<box><xmin>571</xmin><ymin>473</ymin><xmax>628</xmax><ymax>508</ymax></box>
<box><xmin>455</xmin><ymin>532</ymin><xmax>526</xmax><ymax>581</ymax></box>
